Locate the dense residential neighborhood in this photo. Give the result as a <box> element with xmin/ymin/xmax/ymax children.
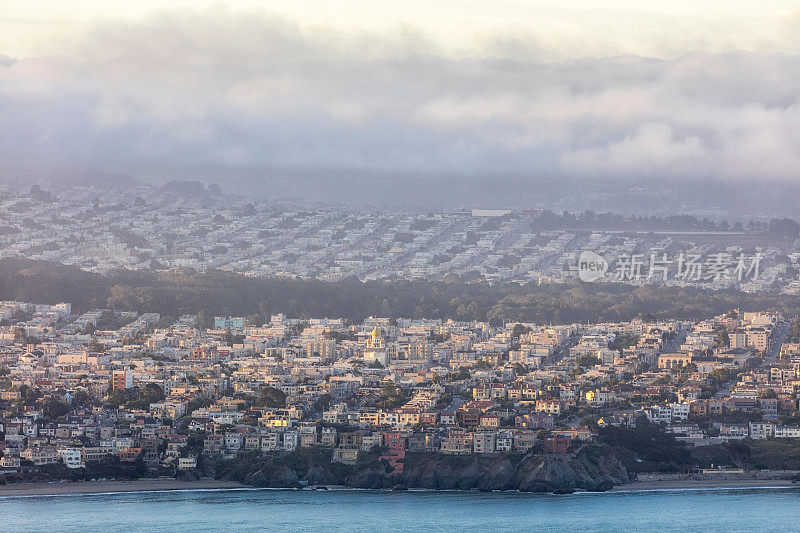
<box><xmin>5</xmin><ymin>1</ymin><xmax>800</xmax><ymax>529</ymax></box>
<box><xmin>1</xmin><ymin>184</ymin><xmax>799</xmax><ymax>292</ymax></box>
<box><xmin>2</xmin><ymin>300</ymin><xmax>800</xmax><ymax>487</ymax></box>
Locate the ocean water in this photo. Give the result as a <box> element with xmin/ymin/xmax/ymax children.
<box><xmin>1</xmin><ymin>487</ymin><xmax>798</xmax><ymax>532</ymax></box>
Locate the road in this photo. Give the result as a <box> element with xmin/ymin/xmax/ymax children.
<box><xmin>766</xmin><ymin>320</ymin><xmax>790</xmax><ymax>364</ymax></box>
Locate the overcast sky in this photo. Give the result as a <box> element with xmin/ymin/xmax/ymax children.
<box><xmin>1</xmin><ymin>1</ymin><xmax>800</xmax><ymax>192</ymax></box>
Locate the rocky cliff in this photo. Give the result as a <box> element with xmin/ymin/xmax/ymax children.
<box><xmin>386</xmin><ymin>445</ymin><xmax>628</xmax><ymax>492</ymax></box>
<box><xmin>216</xmin><ymin>445</ymin><xmax>630</xmax><ymax>493</ymax></box>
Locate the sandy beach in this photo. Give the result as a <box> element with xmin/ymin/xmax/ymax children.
<box><xmin>612</xmin><ymin>479</ymin><xmax>799</xmax><ymax>491</ymax></box>
<box><xmin>2</xmin><ymin>478</ymin><xmax>798</xmax><ymax>497</ymax></box>
<box><xmin>0</xmin><ymin>478</ymin><xmax>246</xmax><ymax>497</ymax></box>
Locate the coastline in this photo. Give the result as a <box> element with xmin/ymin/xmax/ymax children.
<box><xmin>611</xmin><ymin>479</ymin><xmax>798</xmax><ymax>492</ymax></box>
<box><xmin>0</xmin><ymin>479</ymin><xmax>245</xmax><ymax>498</ymax></box>
<box><xmin>2</xmin><ymin>477</ymin><xmax>798</xmax><ymax>498</ymax></box>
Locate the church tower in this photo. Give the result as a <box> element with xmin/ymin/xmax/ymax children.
<box><xmin>369</xmin><ymin>327</ymin><xmax>386</xmax><ymax>349</ymax></box>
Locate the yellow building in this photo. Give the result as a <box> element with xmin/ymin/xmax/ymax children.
<box><xmin>364</xmin><ymin>327</ymin><xmax>388</xmax><ymax>366</ymax></box>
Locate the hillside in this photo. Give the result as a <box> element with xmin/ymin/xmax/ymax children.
<box><xmin>1</xmin><ymin>258</ymin><xmax>798</xmax><ymax>325</ymax></box>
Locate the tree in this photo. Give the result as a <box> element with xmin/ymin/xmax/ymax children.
<box><xmin>246</xmin><ymin>313</ymin><xmax>263</xmax><ymax>327</ymax></box>
<box><xmin>312</xmin><ymin>394</ymin><xmax>332</xmax><ymax>413</ymax></box>
<box><xmin>379</xmin><ymin>298</ymin><xmax>392</xmax><ymax>317</ymax></box>
<box><xmin>377</xmin><ymin>383</ymin><xmax>409</xmax><ymax>409</ymax></box>
<box><xmin>449</xmin><ymin>367</ymin><xmax>471</xmax><ymax>381</ymax></box>
<box><xmin>511</xmin><ymin>323</ymin><xmax>530</xmax><ymax>338</ymax></box>
<box><xmin>135</xmin><ymin>383</ymin><xmax>165</xmax><ymax>407</ymax></box>
<box><xmin>42</xmin><ymin>399</ymin><xmax>71</xmax><ymax>419</ymax></box>
<box><xmin>714</xmin><ymin>327</ymin><xmax>730</xmax><ymax>348</ymax></box>
<box><xmin>707</xmin><ymin>368</ymin><xmax>738</xmax><ymax>392</ymax></box>
<box><xmin>598</xmin><ymin>421</ymin><xmax>691</xmax><ymax>472</ymax></box>
<box><xmin>473</xmin><ymin>360</ymin><xmax>492</xmax><ymax>370</ymax></box>
<box><xmin>106</xmin><ymin>383</ymin><xmax>164</xmax><ymax>410</ymax></box>
<box><xmin>608</xmin><ymin>333</ymin><xmax>639</xmax><ymax>351</ymax></box>
<box><xmin>256</xmin><ymin>386</ymin><xmax>286</xmax><ymax>408</ymax></box>
<box><xmin>9</xmin><ymin>255</ymin><xmax>800</xmax><ymax>326</ymax></box>
<box><xmin>72</xmin><ymin>390</ymin><xmax>92</xmax><ymax>409</ymax></box>
<box><xmin>723</xmin><ymin>440</ymin><xmax>752</xmax><ymax>469</ymax></box>
<box><xmin>223</xmin><ymin>327</ymin><xmax>234</xmax><ymax>346</ymax></box>
<box><xmin>577</xmin><ymin>354</ymin><xmax>602</xmax><ymax>368</ymax></box>
<box><xmin>86</xmin><ymin>339</ymin><xmax>107</xmax><ymax>353</ymax></box>
<box><xmin>105</xmin><ymin>388</ymin><xmax>131</xmax><ymax>409</ymax></box>
<box><xmin>19</xmin><ymin>385</ymin><xmax>43</xmax><ymax>404</ymax></box>
<box><xmin>766</xmin><ymin>218</ymin><xmax>800</xmax><ymax>240</ymax></box>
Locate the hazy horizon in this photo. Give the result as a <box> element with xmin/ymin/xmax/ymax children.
<box><xmin>2</xmin><ymin>2</ymin><xmax>800</xmax><ymax>212</ymax></box>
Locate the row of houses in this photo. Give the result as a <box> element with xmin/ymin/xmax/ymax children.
<box><xmin>199</xmin><ymin>425</ymin><xmax>572</xmax><ymax>464</ymax></box>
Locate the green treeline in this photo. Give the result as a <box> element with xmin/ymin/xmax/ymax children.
<box><xmin>0</xmin><ymin>258</ymin><xmax>798</xmax><ymax>325</ymax></box>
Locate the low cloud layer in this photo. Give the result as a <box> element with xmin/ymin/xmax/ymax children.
<box><xmin>1</xmin><ymin>8</ymin><xmax>800</xmax><ymax>191</ymax></box>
